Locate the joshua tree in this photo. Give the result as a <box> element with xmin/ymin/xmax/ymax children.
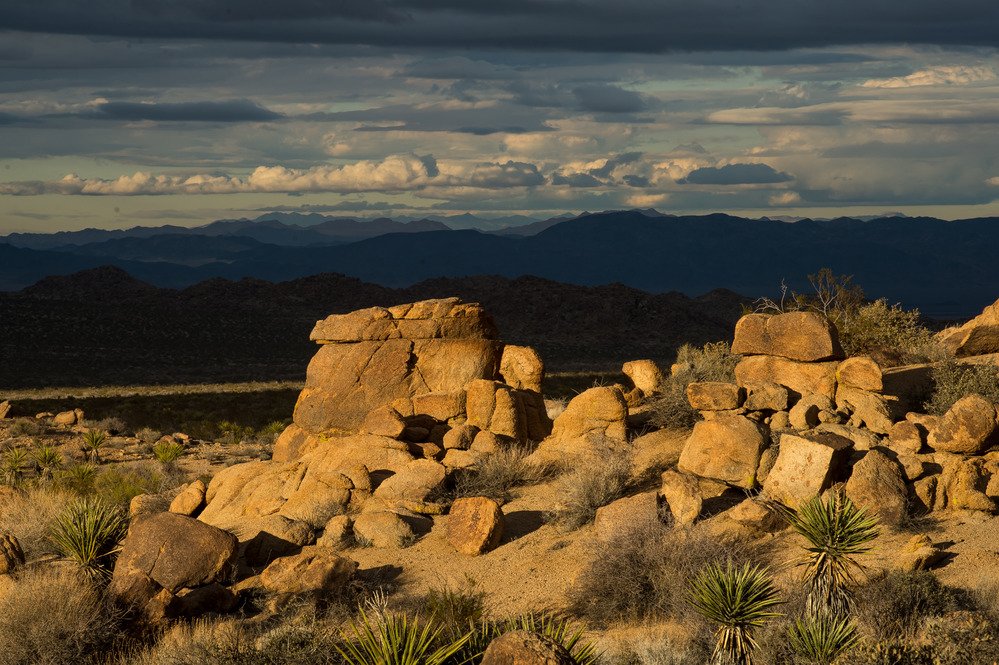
<box><xmin>687</xmin><ymin>561</ymin><xmax>784</xmax><ymax>665</ymax></box>
<box><xmin>783</xmin><ymin>492</ymin><xmax>880</xmax><ymax>619</ymax></box>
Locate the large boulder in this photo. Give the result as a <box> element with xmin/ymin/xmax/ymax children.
<box><xmin>735</xmin><ymin>356</ymin><xmax>839</xmax><ymax>401</ymax></box>
<box><xmin>594</xmin><ymin>491</ymin><xmax>663</xmax><ymax>540</ymax></box>
<box><xmin>293</xmin><ymin>299</ymin><xmax>502</xmax><ymax>437</ymax></box>
<box><xmin>447</xmin><ymin>497</ymin><xmax>505</xmax><ymax>555</ymax></box>
<box><xmin>529</xmin><ymin>386</ymin><xmax>628</xmax><ymax>465</ymax></box>
<box><xmin>762</xmin><ymin>432</ymin><xmax>852</xmax><ymax>508</ymax></box>
<box><xmin>732</xmin><ymin>312</ymin><xmax>845</xmax><ymax>362</ymax></box>
<box><xmin>940</xmin><ymin>458</ymin><xmax>997</xmax><ymax>512</ymax></box>
<box><xmin>844</xmin><ymin>448</ymin><xmax>908</xmax><ymax>525</ymax></box>
<box><xmin>677</xmin><ymin>415</ymin><xmax>768</xmax><ymax>489</ymax></box>
<box><xmin>835</xmin><ymin>386</ymin><xmax>895</xmax><ymax>435</ymax></box>
<box><xmin>659</xmin><ymin>470</ymin><xmax>702</xmax><ymax>527</ymax></box>
<box><xmin>836</xmin><ymin>357</ymin><xmax>884</xmax><ymax>392</ymax></box>
<box><xmin>622</xmin><ymin>360</ymin><xmax>666</xmax><ymax>396</ymax></box>
<box><xmin>110</xmin><ymin>513</ymin><xmax>238</xmax><ymax>609</ymax></box>
<box><xmin>373</xmin><ymin>459</ymin><xmax>448</xmax><ymax>511</ymax></box>
<box><xmin>481</xmin><ymin>631</ymin><xmax>576</xmax><ymax>665</ymax></box>
<box><xmin>936</xmin><ymin>298</ymin><xmax>999</xmax><ymax>357</ymax></box>
<box><xmin>927</xmin><ymin>394</ymin><xmax>999</xmax><ymax>455</ymax></box>
<box><xmin>352</xmin><ymin>511</ymin><xmax>414</xmax><ymax>548</ymax></box>
<box><xmin>686</xmin><ymin>382</ymin><xmax>744</xmax><ymax>411</ymax></box>
<box><xmin>500</xmin><ymin>345</ymin><xmax>545</xmax><ymax>393</ymax></box>
<box><xmin>260</xmin><ymin>549</ymin><xmax>357</xmax><ymax>598</ymax></box>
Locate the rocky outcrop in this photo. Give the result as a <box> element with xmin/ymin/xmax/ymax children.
<box><xmin>936</xmin><ymin>297</ymin><xmax>999</xmax><ymax>357</ymax></box>
<box><xmin>294</xmin><ymin>298</ymin><xmax>503</xmax><ymax>436</ymax></box>
<box><xmin>260</xmin><ymin>549</ymin><xmax>357</xmax><ymax>601</ymax></box>
<box><xmin>927</xmin><ymin>394</ymin><xmax>999</xmax><ymax>455</ymax></box>
<box><xmin>844</xmin><ymin>448</ymin><xmax>908</xmax><ymax>525</ymax></box>
<box><xmin>622</xmin><ymin>360</ymin><xmax>666</xmax><ymax>396</ymax></box>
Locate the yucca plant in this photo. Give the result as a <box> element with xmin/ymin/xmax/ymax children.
<box><xmin>35</xmin><ymin>445</ymin><xmax>64</xmax><ymax>472</ymax></box>
<box><xmin>336</xmin><ymin>609</ymin><xmax>472</xmax><ymax>665</ymax></box>
<box><xmin>48</xmin><ymin>496</ymin><xmax>128</xmax><ymax>580</ymax></box>
<box><xmin>153</xmin><ymin>441</ymin><xmax>185</xmax><ymax>464</ymax></box>
<box><xmin>82</xmin><ymin>429</ymin><xmax>109</xmax><ymax>464</ymax></box>
<box><xmin>787</xmin><ymin>615</ymin><xmax>859</xmax><ymax>664</ymax></box>
<box><xmin>63</xmin><ymin>462</ymin><xmax>99</xmax><ymax>493</ymax></box>
<box><xmin>782</xmin><ymin>493</ymin><xmax>880</xmax><ymax>619</ymax></box>
<box><xmin>2</xmin><ymin>447</ymin><xmax>29</xmax><ymax>485</ymax></box>
<box><xmin>687</xmin><ymin>561</ymin><xmax>784</xmax><ymax>665</ymax></box>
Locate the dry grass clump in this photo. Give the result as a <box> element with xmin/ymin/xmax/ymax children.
<box><xmin>0</xmin><ymin>567</ymin><xmax>123</xmax><ymax>665</ymax></box>
<box><xmin>0</xmin><ymin>485</ymin><xmax>76</xmax><ymax>561</ymax></box>
<box><xmin>453</xmin><ymin>444</ymin><xmax>553</xmax><ymax>503</ymax></box>
<box><xmin>567</xmin><ymin>518</ymin><xmax>761</xmax><ymax>628</ymax></box>
<box><xmin>852</xmin><ymin>570</ymin><xmax>962</xmax><ymax>642</ymax></box>
<box><xmin>543</xmin><ymin>452</ymin><xmax>632</xmax><ymax>531</ymax></box>
<box><xmin>647</xmin><ymin>342</ymin><xmax>739</xmax><ymax>430</ymax></box>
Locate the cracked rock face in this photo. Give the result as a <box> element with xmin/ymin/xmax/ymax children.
<box><xmin>293</xmin><ymin>298</ymin><xmax>503</xmax><ymax>436</ymax></box>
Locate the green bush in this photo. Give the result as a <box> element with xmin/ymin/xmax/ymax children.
<box><xmin>543</xmin><ymin>453</ymin><xmax>631</xmax><ymax>531</ymax></box>
<box><xmin>838</xmin><ymin>299</ymin><xmax>934</xmax><ymax>363</ymax></box>
<box><xmin>153</xmin><ymin>441</ymin><xmax>186</xmax><ymax>464</ymax></box>
<box><xmin>786</xmin><ymin>615</ymin><xmax>858</xmax><ymax>664</ymax></box>
<box><xmin>48</xmin><ymin>496</ymin><xmax>128</xmax><ymax>580</ymax></box>
<box><xmin>647</xmin><ymin>342</ymin><xmax>739</xmax><ymax>430</ymax></box>
<box><xmin>924</xmin><ymin>360</ymin><xmax>999</xmax><ymax>415</ymax></box>
<box><xmin>336</xmin><ymin>609</ymin><xmax>471</xmax><ymax>665</ymax></box>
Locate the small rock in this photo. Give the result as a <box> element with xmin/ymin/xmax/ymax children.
<box><xmin>481</xmin><ymin>631</ymin><xmax>575</xmax><ymax>665</ymax></box>
<box><xmin>53</xmin><ymin>410</ymin><xmax>78</xmax><ymax>426</ymax></box>
<box><xmin>0</xmin><ymin>533</ymin><xmax>25</xmax><ymax>574</ymax></box>
<box><xmin>362</xmin><ymin>406</ymin><xmax>407</xmax><ymax>439</ymax></box>
<box><xmin>686</xmin><ymin>382</ymin><xmax>744</xmax><ymax>411</ymax></box>
<box><xmin>169</xmin><ymin>480</ymin><xmax>207</xmax><ymax>516</ymax></box>
<box><xmin>352</xmin><ymin>511</ymin><xmax>414</xmax><ymax>548</ymax></box>
<box><xmin>659</xmin><ymin>470</ymin><xmax>702</xmax><ymax>527</ymax></box>
<box><xmin>622</xmin><ymin>359</ymin><xmax>666</xmax><ymax>396</ymax></box>
<box><xmin>896</xmin><ymin>534</ymin><xmax>946</xmax><ymax>571</ymax></box>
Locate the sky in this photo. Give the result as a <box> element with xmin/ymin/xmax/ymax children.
<box><xmin>4</xmin><ymin>1</ymin><xmax>999</xmax><ymax>233</ymax></box>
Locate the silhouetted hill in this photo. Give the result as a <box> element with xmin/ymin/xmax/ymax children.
<box><xmin>4</xmin><ymin>211</ymin><xmax>998</xmax><ymax>317</ymax></box>
<box><xmin>0</xmin><ymin>268</ymin><xmax>751</xmax><ymax>389</ymax></box>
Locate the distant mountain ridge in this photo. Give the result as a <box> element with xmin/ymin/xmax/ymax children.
<box><xmin>2</xmin><ymin>209</ymin><xmax>996</xmax><ymax>318</ymax></box>
<box><xmin>0</xmin><ymin>266</ymin><xmax>750</xmax><ymax>389</ymax></box>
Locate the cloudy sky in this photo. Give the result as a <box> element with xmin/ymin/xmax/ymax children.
<box><xmin>3</xmin><ymin>1</ymin><xmax>999</xmax><ymax>233</ymax></box>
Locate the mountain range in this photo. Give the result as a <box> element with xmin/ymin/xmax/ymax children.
<box><xmin>2</xmin><ymin>209</ymin><xmax>997</xmax><ymax>318</ymax></box>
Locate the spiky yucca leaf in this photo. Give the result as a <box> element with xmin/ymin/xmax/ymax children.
<box><xmin>63</xmin><ymin>462</ymin><xmax>99</xmax><ymax>492</ymax></box>
<box><xmin>783</xmin><ymin>493</ymin><xmax>879</xmax><ymax>618</ymax></box>
<box><xmin>48</xmin><ymin>496</ymin><xmax>127</xmax><ymax>580</ymax></box>
<box><xmin>2</xmin><ymin>448</ymin><xmax>28</xmax><ymax>484</ymax></box>
<box><xmin>687</xmin><ymin>561</ymin><xmax>784</xmax><ymax>665</ymax></box>
<box><xmin>336</xmin><ymin>609</ymin><xmax>472</xmax><ymax>665</ymax></box>
<box><xmin>35</xmin><ymin>445</ymin><xmax>63</xmax><ymax>470</ymax></box>
<box><xmin>153</xmin><ymin>441</ymin><xmax>185</xmax><ymax>464</ymax></box>
<box><xmin>787</xmin><ymin>615</ymin><xmax>859</xmax><ymax>664</ymax></box>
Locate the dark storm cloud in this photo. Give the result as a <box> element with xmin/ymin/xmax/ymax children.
<box><xmin>312</xmin><ymin>103</ymin><xmax>554</xmax><ymax>135</ymax></box>
<box><xmin>679</xmin><ymin>164</ymin><xmax>794</xmax><ymax>185</ymax></box>
<box><xmin>6</xmin><ymin>1</ymin><xmax>999</xmax><ymax>52</ymax></box>
<box><xmin>573</xmin><ymin>85</ymin><xmax>645</xmax><ymax>114</ymax></box>
<box><xmin>94</xmin><ymin>100</ymin><xmax>282</xmax><ymax>122</ymax></box>
<box><xmin>590</xmin><ymin>152</ymin><xmax>643</xmax><ymax>179</ymax></box>
<box><xmin>550</xmin><ymin>172</ymin><xmax>602</xmax><ymax>188</ymax></box>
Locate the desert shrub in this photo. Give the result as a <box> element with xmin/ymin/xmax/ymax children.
<box><xmin>0</xmin><ymin>567</ymin><xmax>124</xmax><ymax>665</ymax></box>
<box><xmin>686</xmin><ymin>561</ymin><xmax>784</xmax><ymax>665</ymax></box>
<box><xmin>48</xmin><ymin>496</ymin><xmax>128</xmax><ymax>579</ymax></box>
<box><xmin>853</xmin><ymin>570</ymin><xmax>962</xmax><ymax>641</ymax></box>
<box><xmin>453</xmin><ymin>445</ymin><xmax>547</xmax><ymax>502</ymax></box>
<box><xmin>838</xmin><ymin>299</ymin><xmax>935</xmax><ymax>363</ymax></box>
<box><xmin>94</xmin><ymin>415</ymin><xmax>127</xmax><ymax>435</ymax></box>
<box><xmin>34</xmin><ymin>445</ymin><xmax>64</xmax><ymax>475</ymax></box>
<box><xmin>568</xmin><ymin>519</ymin><xmax>759</xmax><ymax>627</ymax></box>
<box><xmin>419</xmin><ymin>577</ymin><xmax>487</xmax><ymax>633</ymax></box>
<box><xmin>782</xmin><ymin>492</ymin><xmax>879</xmax><ymax>619</ymax></box>
<box><xmin>543</xmin><ymin>453</ymin><xmax>631</xmax><ymax>531</ymax></box>
<box><xmin>136</xmin><ymin>427</ymin><xmax>162</xmax><ymax>445</ymax></box>
<box><xmin>837</xmin><ymin>613</ymin><xmax>999</xmax><ymax>665</ymax></box>
<box><xmin>647</xmin><ymin>342</ymin><xmax>739</xmax><ymax>430</ymax></box>
<box><xmin>0</xmin><ymin>485</ymin><xmax>76</xmax><ymax>560</ymax></box>
<box><xmin>924</xmin><ymin>360</ymin><xmax>999</xmax><ymax>415</ymax></box>
<box><xmin>7</xmin><ymin>417</ymin><xmax>42</xmax><ymax>437</ymax></box>
<box><xmin>599</xmin><ymin>626</ymin><xmax>709</xmax><ymax>665</ymax></box>
<box><xmin>94</xmin><ymin>463</ymin><xmax>167</xmax><ymax>510</ymax></box>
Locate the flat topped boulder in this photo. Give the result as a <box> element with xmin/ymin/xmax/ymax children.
<box><xmin>310</xmin><ymin>298</ymin><xmax>497</xmax><ymax>342</ymax></box>
<box><xmin>732</xmin><ymin>312</ymin><xmax>845</xmax><ymax>362</ymax></box>
<box><xmin>294</xmin><ymin>298</ymin><xmax>505</xmax><ymax>436</ymax></box>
